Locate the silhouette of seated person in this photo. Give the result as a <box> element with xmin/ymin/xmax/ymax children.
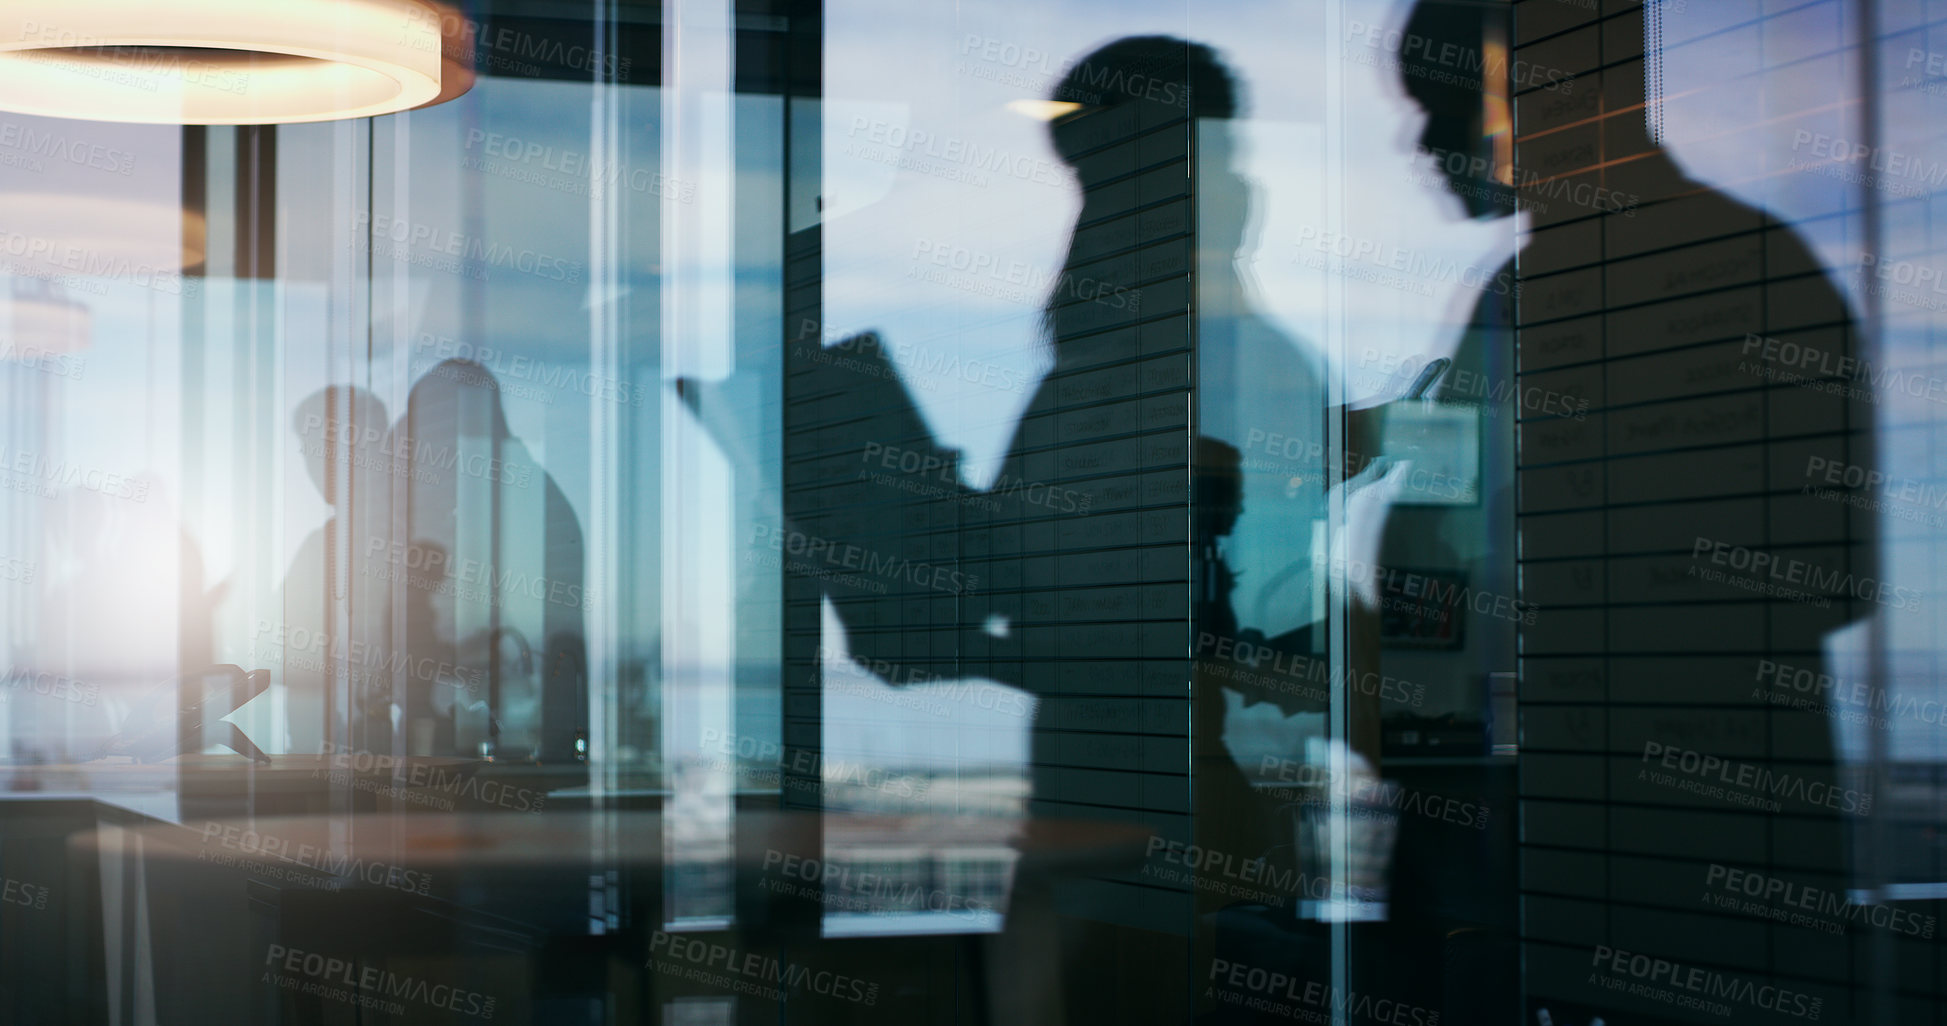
<box><xmin>281</xmin><ymin>385</ymin><xmax>391</xmax><ymax>756</ymax></box>
<box><xmin>349</xmin><ymin>358</ymin><xmax>588</xmax><ymax>769</ymax></box>
<box><xmin>1191</xmin><ymin>438</ymin><xmax>1307</xmax><ymax>899</ymax></box>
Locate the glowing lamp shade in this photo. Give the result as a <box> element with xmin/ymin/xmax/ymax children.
<box><xmin>0</xmin><ymin>0</ymin><xmax>453</xmax><ymax>125</ymax></box>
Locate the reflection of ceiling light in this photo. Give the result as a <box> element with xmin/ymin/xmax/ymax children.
<box><xmin>413</xmin><ymin>2</ymin><xmax>476</xmax><ymax>112</ymax></box>
<box><xmin>5</xmin><ymin>279</ymin><xmax>91</xmax><ymax>356</ymax></box>
<box><xmin>0</xmin><ymin>0</ymin><xmax>454</xmax><ymax>125</ymax></box>
<box><xmin>1482</xmin><ymin>34</ymin><xmax>1514</xmax><ymax>186</ymax></box>
<box><xmin>0</xmin><ymin>194</ymin><xmax>206</xmax><ymax>274</ymax></box>
<box><xmin>1006</xmin><ymin>100</ymin><xmax>1085</xmax><ymax>121</ymax></box>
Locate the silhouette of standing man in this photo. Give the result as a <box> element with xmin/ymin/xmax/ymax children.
<box><xmin>1399</xmin><ymin>3</ymin><xmax>1878</xmax><ymax>1021</ymax></box>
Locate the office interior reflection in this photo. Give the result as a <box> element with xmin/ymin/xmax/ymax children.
<box><xmin>0</xmin><ymin>1</ymin><xmax>1941</xmax><ymax>1024</ymax></box>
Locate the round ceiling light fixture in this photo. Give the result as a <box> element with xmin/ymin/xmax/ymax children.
<box><xmin>0</xmin><ymin>0</ymin><xmax>464</xmax><ymax>125</ymax></box>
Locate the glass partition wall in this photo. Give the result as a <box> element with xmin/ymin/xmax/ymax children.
<box><xmin>0</xmin><ymin>1</ymin><xmax>1938</xmax><ymax>1024</ymax></box>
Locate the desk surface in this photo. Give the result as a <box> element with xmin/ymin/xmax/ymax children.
<box><xmin>67</xmin><ymin>809</ymin><xmax>1153</xmax><ymax>872</ymax></box>
<box><xmin>3</xmin><ymin>754</ymin><xmax>481</xmax><ymax>786</ymax></box>
<box><xmin>2</xmin><ymin>754</ymin><xmax>577</xmax><ymax>821</ymax></box>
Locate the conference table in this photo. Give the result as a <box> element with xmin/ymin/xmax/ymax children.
<box><xmin>9</xmin><ymin>775</ymin><xmax>1154</xmax><ymax>1025</ymax></box>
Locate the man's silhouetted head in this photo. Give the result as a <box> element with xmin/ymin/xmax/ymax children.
<box><xmin>405</xmin><ymin>358</ymin><xmax>512</xmax><ymax>443</ymax></box>
<box><xmin>292</xmin><ymin>386</ymin><xmax>388</xmax><ymax>500</ymax></box>
<box><xmin>1047</xmin><ymin>36</ymin><xmax>1238</xmax><ymax>174</ymax></box>
<box><xmin>1397</xmin><ymin>0</ymin><xmax>1516</xmax><ymax>219</ymax></box>
<box><xmin>1195</xmin><ymin>437</ymin><xmax>1244</xmax><ymax>539</ymax></box>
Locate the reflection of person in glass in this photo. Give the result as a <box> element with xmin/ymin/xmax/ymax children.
<box><xmin>358</xmin><ymin>359</ymin><xmax>587</xmax><ymax>765</ymax></box>
<box><xmin>774</xmin><ymin>35</ymin><xmax>1422</xmax><ymax>1022</ymax></box>
<box><xmin>281</xmin><ymin>386</ymin><xmax>390</xmax><ymax>756</ymax></box>
<box><xmin>811</xmin><ymin>34</ymin><xmax>1408</xmax><ymax>796</ymax></box>
<box><xmin>1190</xmin><ymin>437</ymin><xmax>1303</xmax><ymax>907</ymax></box>
<box><xmin>977</xmin><ymin>34</ymin><xmax>1341</xmax><ymax>797</ymax></box>
<box><xmin>1399</xmin><ymin>3</ymin><xmax>1873</xmax><ymax>1021</ymax></box>
<box><xmin>991</xmin><ymin>39</ymin><xmax>1338</xmax><ymax>1021</ymax></box>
